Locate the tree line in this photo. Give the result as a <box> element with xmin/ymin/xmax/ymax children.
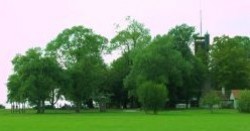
<box><xmin>7</xmin><ymin>17</ymin><xmax>250</xmax><ymax>114</ymax></box>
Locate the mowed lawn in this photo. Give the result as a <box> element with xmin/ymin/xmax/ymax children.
<box><xmin>0</xmin><ymin>109</ymin><xmax>250</xmax><ymax>131</ymax></box>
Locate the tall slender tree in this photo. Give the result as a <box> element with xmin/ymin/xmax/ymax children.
<box><xmin>109</xmin><ymin>17</ymin><xmax>151</xmax><ymax>108</ymax></box>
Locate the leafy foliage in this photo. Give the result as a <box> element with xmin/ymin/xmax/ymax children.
<box><xmin>108</xmin><ymin>56</ymin><xmax>130</xmax><ymax>108</ymax></box>
<box><xmin>137</xmin><ymin>81</ymin><xmax>167</xmax><ymax>114</ymax></box>
<box><xmin>8</xmin><ymin>48</ymin><xmax>64</xmax><ymax>113</ymax></box>
<box><xmin>108</xmin><ymin>18</ymin><xmax>152</xmax><ymax>108</ymax></box>
<box><xmin>0</xmin><ymin>104</ymin><xmax>5</xmax><ymax>109</ymax></box>
<box><xmin>7</xmin><ymin>18</ymin><xmax>250</xmax><ymax>114</ymax></box>
<box><xmin>201</xmin><ymin>90</ymin><xmax>220</xmax><ymax>113</ymax></box>
<box><xmin>46</xmin><ymin>26</ymin><xmax>108</xmax><ymax>69</ymax></box>
<box><xmin>210</xmin><ymin>36</ymin><xmax>250</xmax><ymax>90</ymax></box>
<box><xmin>109</xmin><ymin>17</ymin><xmax>151</xmax><ymax>55</ymax></box>
<box><xmin>167</xmin><ymin>24</ymin><xmax>206</xmax><ymax>106</ymax></box>
<box><xmin>125</xmin><ymin>26</ymin><xmax>204</xmax><ymax>108</ymax></box>
<box><xmin>46</xmin><ymin>26</ymin><xmax>107</xmax><ymax>112</ymax></box>
<box><xmin>238</xmin><ymin>90</ymin><xmax>250</xmax><ymax>113</ymax></box>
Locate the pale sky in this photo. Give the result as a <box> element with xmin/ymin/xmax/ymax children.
<box><xmin>0</xmin><ymin>0</ymin><xmax>249</xmax><ymax>105</ymax></box>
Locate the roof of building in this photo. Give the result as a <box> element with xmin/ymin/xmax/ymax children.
<box><xmin>231</xmin><ymin>90</ymin><xmax>242</xmax><ymax>99</ymax></box>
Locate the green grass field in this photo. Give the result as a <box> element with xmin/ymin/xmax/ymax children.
<box><xmin>0</xmin><ymin>109</ymin><xmax>250</xmax><ymax>131</ymax></box>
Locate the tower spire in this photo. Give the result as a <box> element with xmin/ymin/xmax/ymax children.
<box><xmin>200</xmin><ymin>9</ymin><xmax>203</xmax><ymax>36</ymax></box>
<box><xmin>199</xmin><ymin>0</ymin><xmax>203</xmax><ymax>36</ymax></box>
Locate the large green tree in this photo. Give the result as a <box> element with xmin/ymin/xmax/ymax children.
<box><xmin>108</xmin><ymin>55</ymin><xmax>130</xmax><ymax>108</ymax></box>
<box><xmin>46</xmin><ymin>26</ymin><xmax>108</xmax><ymax>112</ymax></box>
<box><xmin>108</xmin><ymin>17</ymin><xmax>151</xmax><ymax>108</ymax></box>
<box><xmin>8</xmin><ymin>48</ymin><xmax>63</xmax><ymax>113</ymax></box>
<box><xmin>125</xmin><ymin>35</ymin><xmax>189</xmax><ymax>108</ymax></box>
<box><xmin>167</xmin><ymin>24</ymin><xmax>206</xmax><ymax>107</ymax></box>
<box><xmin>210</xmin><ymin>36</ymin><xmax>250</xmax><ymax>90</ymax></box>
<box><xmin>7</xmin><ymin>73</ymin><xmax>24</xmax><ymax>113</ymax></box>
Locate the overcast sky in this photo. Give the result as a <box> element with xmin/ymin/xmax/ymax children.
<box><xmin>0</xmin><ymin>0</ymin><xmax>249</xmax><ymax>105</ymax></box>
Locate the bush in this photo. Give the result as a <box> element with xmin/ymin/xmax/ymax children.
<box><xmin>201</xmin><ymin>90</ymin><xmax>220</xmax><ymax>113</ymax></box>
<box><xmin>137</xmin><ymin>81</ymin><xmax>168</xmax><ymax>114</ymax></box>
<box><xmin>59</xmin><ymin>104</ymin><xmax>74</xmax><ymax>110</ymax></box>
<box><xmin>45</xmin><ymin>105</ymin><xmax>55</xmax><ymax>109</ymax></box>
<box><xmin>238</xmin><ymin>90</ymin><xmax>250</xmax><ymax>113</ymax></box>
<box><xmin>0</xmin><ymin>104</ymin><xmax>5</xmax><ymax>109</ymax></box>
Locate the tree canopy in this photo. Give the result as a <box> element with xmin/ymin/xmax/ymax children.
<box><xmin>7</xmin><ymin>18</ymin><xmax>250</xmax><ymax>114</ymax></box>
<box><xmin>46</xmin><ymin>26</ymin><xmax>108</xmax><ymax>112</ymax></box>
<box><xmin>210</xmin><ymin>36</ymin><xmax>250</xmax><ymax>90</ymax></box>
<box><xmin>8</xmin><ymin>48</ymin><xmax>63</xmax><ymax>113</ymax></box>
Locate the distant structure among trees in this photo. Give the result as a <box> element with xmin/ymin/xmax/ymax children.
<box><xmin>194</xmin><ymin>33</ymin><xmax>210</xmax><ymax>65</ymax></box>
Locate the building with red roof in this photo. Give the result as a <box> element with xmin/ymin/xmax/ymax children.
<box><xmin>230</xmin><ymin>90</ymin><xmax>243</xmax><ymax>109</ymax></box>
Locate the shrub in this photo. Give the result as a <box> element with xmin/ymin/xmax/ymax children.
<box><xmin>0</xmin><ymin>104</ymin><xmax>5</xmax><ymax>109</ymax></box>
<box><xmin>137</xmin><ymin>81</ymin><xmax>168</xmax><ymax>114</ymax></box>
<box><xmin>59</xmin><ymin>104</ymin><xmax>74</xmax><ymax>110</ymax></box>
<box><xmin>95</xmin><ymin>95</ymin><xmax>110</xmax><ymax>112</ymax></box>
<box><xmin>201</xmin><ymin>90</ymin><xmax>220</xmax><ymax>113</ymax></box>
<box><xmin>45</xmin><ymin>105</ymin><xmax>55</xmax><ymax>109</ymax></box>
<box><xmin>238</xmin><ymin>90</ymin><xmax>250</xmax><ymax>113</ymax></box>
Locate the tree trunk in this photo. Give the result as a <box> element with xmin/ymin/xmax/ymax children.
<box><xmin>122</xmin><ymin>101</ymin><xmax>127</xmax><ymax>109</ymax></box>
<box><xmin>11</xmin><ymin>102</ymin><xmax>14</xmax><ymax>113</ymax></box>
<box><xmin>186</xmin><ymin>99</ymin><xmax>189</xmax><ymax>109</ymax></box>
<box><xmin>86</xmin><ymin>99</ymin><xmax>94</xmax><ymax>109</ymax></box>
<box><xmin>37</xmin><ymin>100</ymin><xmax>45</xmax><ymax>114</ymax></box>
<box><xmin>18</xmin><ymin>103</ymin><xmax>21</xmax><ymax>114</ymax></box>
<box><xmin>50</xmin><ymin>90</ymin><xmax>57</xmax><ymax>109</ymax></box>
<box><xmin>41</xmin><ymin>100</ymin><xmax>45</xmax><ymax>113</ymax></box>
<box><xmin>153</xmin><ymin>108</ymin><xmax>158</xmax><ymax>115</ymax></box>
<box><xmin>37</xmin><ymin>101</ymin><xmax>41</xmax><ymax>114</ymax></box>
<box><xmin>75</xmin><ymin>101</ymin><xmax>81</xmax><ymax>113</ymax></box>
<box><xmin>130</xmin><ymin>96</ymin><xmax>136</xmax><ymax>108</ymax></box>
<box><xmin>99</xmin><ymin>101</ymin><xmax>106</xmax><ymax>112</ymax></box>
<box><xmin>22</xmin><ymin>102</ymin><xmax>25</xmax><ymax>113</ymax></box>
<box><xmin>15</xmin><ymin>102</ymin><xmax>18</xmax><ymax>113</ymax></box>
<box><xmin>209</xmin><ymin>104</ymin><xmax>213</xmax><ymax>113</ymax></box>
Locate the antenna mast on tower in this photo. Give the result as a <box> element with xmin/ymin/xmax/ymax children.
<box><xmin>199</xmin><ymin>0</ymin><xmax>203</xmax><ymax>36</ymax></box>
